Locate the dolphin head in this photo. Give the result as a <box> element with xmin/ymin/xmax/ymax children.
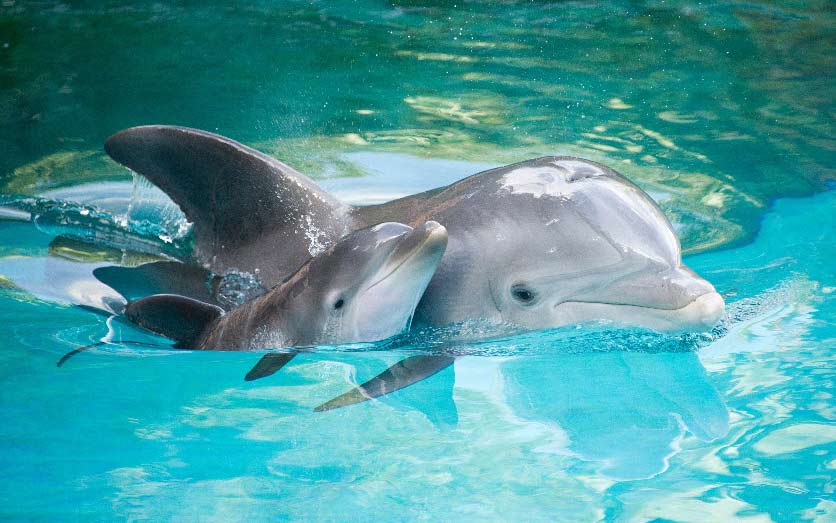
<box><xmin>280</xmin><ymin>221</ymin><xmax>448</xmax><ymax>345</ymax></box>
<box><xmin>424</xmin><ymin>157</ymin><xmax>723</xmax><ymax>333</ymax></box>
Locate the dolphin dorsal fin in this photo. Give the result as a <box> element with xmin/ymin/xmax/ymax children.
<box><xmin>125</xmin><ymin>294</ymin><xmax>223</xmax><ymax>347</ymax></box>
<box><xmin>105</xmin><ymin>126</ymin><xmax>349</xmax><ymax>285</ymax></box>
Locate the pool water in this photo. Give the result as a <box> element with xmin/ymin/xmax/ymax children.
<box><xmin>1</xmin><ymin>168</ymin><xmax>833</xmax><ymax>522</ymax></box>
<box><xmin>1</xmin><ymin>1</ymin><xmax>834</xmax><ymax>522</ymax></box>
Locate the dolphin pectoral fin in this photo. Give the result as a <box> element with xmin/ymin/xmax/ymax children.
<box><xmin>124</xmin><ymin>294</ymin><xmax>223</xmax><ymax>347</ymax></box>
<box><xmin>94</xmin><ymin>261</ymin><xmax>222</xmax><ymax>305</ymax></box>
<box><xmin>314</xmin><ymin>355</ymin><xmax>456</xmax><ymax>412</ymax></box>
<box><xmin>104</xmin><ymin>126</ymin><xmax>347</xmax><ymax>279</ymax></box>
<box><xmin>244</xmin><ymin>352</ymin><xmax>297</xmax><ymax>381</ymax></box>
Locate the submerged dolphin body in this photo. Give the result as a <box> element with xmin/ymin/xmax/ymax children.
<box><xmin>124</xmin><ymin>221</ymin><xmax>447</xmax><ymax>355</ymax></box>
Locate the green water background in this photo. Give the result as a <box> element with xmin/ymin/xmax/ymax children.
<box><xmin>1</xmin><ymin>0</ymin><xmax>833</xmax><ymax>252</ymax></box>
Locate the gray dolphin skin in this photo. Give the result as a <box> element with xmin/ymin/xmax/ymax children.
<box><xmin>106</xmin><ymin>125</ymin><xmax>724</xmax><ymax>335</ymax></box>
<box><xmin>124</xmin><ymin>221</ymin><xmax>448</xmax><ymax>351</ymax></box>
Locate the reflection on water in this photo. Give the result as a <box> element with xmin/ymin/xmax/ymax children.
<box><xmin>498</xmin><ymin>351</ymin><xmax>728</xmax><ymax>481</ymax></box>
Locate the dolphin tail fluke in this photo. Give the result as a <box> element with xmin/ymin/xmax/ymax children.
<box><xmin>104</xmin><ymin>126</ymin><xmax>348</xmax><ymax>280</ymax></box>
<box><xmin>244</xmin><ymin>352</ymin><xmax>297</xmax><ymax>381</ymax></box>
<box><xmin>314</xmin><ymin>355</ymin><xmax>456</xmax><ymax>412</ymax></box>
<box><xmin>94</xmin><ymin>261</ymin><xmax>223</xmax><ymax>305</ymax></box>
<box><xmin>124</xmin><ymin>294</ymin><xmax>223</xmax><ymax>347</ymax></box>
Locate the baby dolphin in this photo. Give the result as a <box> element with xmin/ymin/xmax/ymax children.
<box><xmin>124</xmin><ymin>221</ymin><xmax>447</xmax><ymax>352</ymax></box>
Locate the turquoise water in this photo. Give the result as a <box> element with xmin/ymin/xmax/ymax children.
<box><xmin>1</xmin><ymin>174</ymin><xmax>833</xmax><ymax>522</ymax></box>
<box><xmin>1</xmin><ymin>1</ymin><xmax>834</xmax><ymax>521</ymax></box>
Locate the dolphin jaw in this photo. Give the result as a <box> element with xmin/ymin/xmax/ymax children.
<box><xmin>550</xmin><ymin>290</ymin><xmax>725</xmax><ymax>333</ymax></box>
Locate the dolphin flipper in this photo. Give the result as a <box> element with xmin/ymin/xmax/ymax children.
<box><xmin>104</xmin><ymin>125</ymin><xmax>349</xmax><ymax>283</ymax></box>
<box><xmin>125</xmin><ymin>294</ymin><xmax>223</xmax><ymax>347</ymax></box>
<box><xmin>244</xmin><ymin>352</ymin><xmax>297</xmax><ymax>381</ymax></box>
<box><xmin>94</xmin><ymin>261</ymin><xmax>222</xmax><ymax>305</ymax></box>
<box><xmin>315</xmin><ymin>355</ymin><xmax>456</xmax><ymax>412</ymax></box>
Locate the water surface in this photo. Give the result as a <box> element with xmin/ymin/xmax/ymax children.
<box><xmin>0</xmin><ymin>1</ymin><xmax>834</xmax><ymax>521</ymax></box>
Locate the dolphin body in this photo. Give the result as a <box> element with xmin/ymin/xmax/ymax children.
<box><xmin>105</xmin><ymin>126</ymin><xmax>724</xmax><ymax>335</ymax></box>
<box><xmin>123</xmin><ymin>221</ymin><xmax>447</xmax><ymax>358</ymax></box>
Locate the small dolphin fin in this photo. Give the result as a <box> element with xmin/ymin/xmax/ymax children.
<box><xmin>125</xmin><ymin>294</ymin><xmax>223</xmax><ymax>347</ymax></box>
<box><xmin>57</xmin><ymin>341</ymin><xmax>106</xmax><ymax>367</ymax></box>
<box><xmin>314</xmin><ymin>355</ymin><xmax>456</xmax><ymax>412</ymax></box>
<box><xmin>390</xmin><ymin>358</ymin><xmax>459</xmax><ymax>428</ymax></box>
<box><xmin>104</xmin><ymin>126</ymin><xmax>348</xmax><ymax>282</ymax></box>
<box><xmin>56</xmin><ymin>339</ymin><xmax>163</xmax><ymax>367</ymax></box>
<box><xmin>244</xmin><ymin>352</ymin><xmax>298</xmax><ymax>381</ymax></box>
<box><xmin>94</xmin><ymin>261</ymin><xmax>222</xmax><ymax>305</ymax></box>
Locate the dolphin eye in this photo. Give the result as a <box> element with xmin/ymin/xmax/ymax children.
<box><xmin>333</xmin><ymin>298</ymin><xmax>345</xmax><ymax>310</ymax></box>
<box><xmin>511</xmin><ymin>284</ymin><xmax>537</xmax><ymax>304</ymax></box>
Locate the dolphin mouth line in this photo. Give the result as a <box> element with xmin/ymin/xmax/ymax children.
<box><xmin>550</xmin><ymin>291</ymin><xmax>725</xmax><ymax>332</ymax></box>
<box><xmin>554</xmin><ymin>292</ymin><xmax>721</xmax><ymax>313</ymax></box>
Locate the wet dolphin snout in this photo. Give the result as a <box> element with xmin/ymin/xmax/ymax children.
<box><xmin>567</xmin><ymin>264</ymin><xmax>725</xmax><ymax>332</ymax></box>
<box><xmin>386</xmin><ymin>220</ymin><xmax>448</xmax><ymax>267</ymax></box>
<box><xmin>687</xmin><ymin>291</ymin><xmax>725</xmax><ymax>329</ymax></box>
<box><xmin>639</xmin><ymin>265</ymin><xmax>725</xmax><ymax>330</ymax></box>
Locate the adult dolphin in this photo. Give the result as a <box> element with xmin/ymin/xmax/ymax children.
<box><xmin>105</xmin><ymin>126</ymin><xmax>724</xmax><ymax>334</ymax></box>
<box><xmin>105</xmin><ymin>126</ymin><xmax>725</xmax><ymax>408</ymax></box>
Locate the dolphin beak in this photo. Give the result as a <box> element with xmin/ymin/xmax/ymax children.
<box><xmin>386</xmin><ymin>221</ymin><xmax>448</xmax><ymax>269</ymax></box>
<box><xmin>411</xmin><ymin>220</ymin><xmax>448</xmax><ymax>250</ymax></box>
<box><xmin>358</xmin><ymin>221</ymin><xmax>447</xmax><ymax>292</ymax></box>
<box><xmin>415</xmin><ymin>220</ymin><xmax>448</xmax><ymax>255</ymax></box>
<box><xmin>350</xmin><ymin>222</ymin><xmax>448</xmax><ymax>342</ymax></box>
<box><xmin>639</xmin><ymin>266</ymin><xmax>725</xmax><ymax>331</ymax></box>
<box><xmin>679</xmin><ymin>291</ymin><xmax>725</xmax><ymax>330</ymax></box>
<box><xmin>669</xmin><ymin>267</ymin><xmax>724</xmax><ymax>330</ymax></box>
<box><xmin>361</xmin><ymin>221</ymin><xmax>448</xmax><ymax>295</ymax></box>
<box><xmin>554</xmin><ymin>264</ymin><xmax>725</xmax><ymax>333</ymax></box>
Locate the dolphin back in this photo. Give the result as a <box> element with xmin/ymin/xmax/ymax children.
<box><xmin>105</xmin><ymin>126</ymin><xmax>349</xmax><ymax>284</ymax></box>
